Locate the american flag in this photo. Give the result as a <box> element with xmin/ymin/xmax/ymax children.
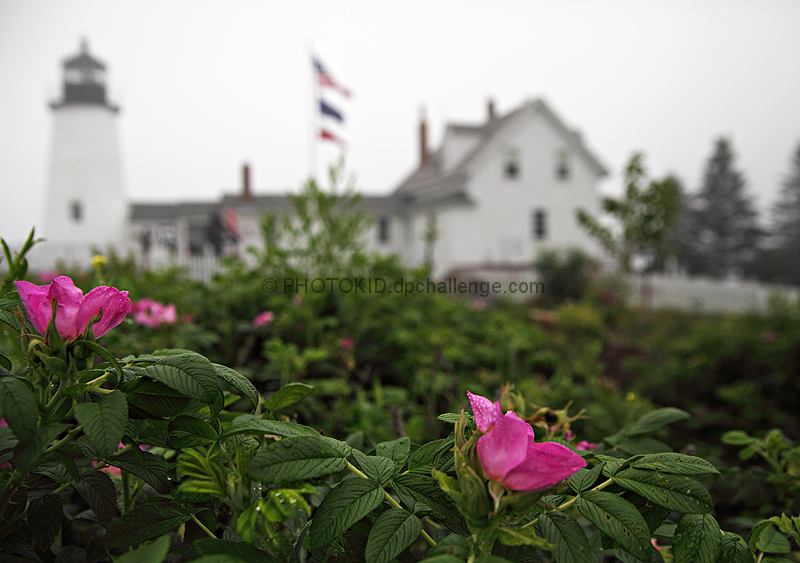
<box><xmin>313</xmin><ymin>57</ymin><xmax>351</xmax><ymax>98</ymax></box>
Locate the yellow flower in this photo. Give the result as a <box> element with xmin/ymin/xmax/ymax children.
<box><xmin>626</xmin><ymin>392</ymin><xmax>637</xmax><ymax>402</ymax></box>
<box><xmin>91</xmin><ymin>255</ymin><xmax>108</xmax><ymax>270</ymax></box>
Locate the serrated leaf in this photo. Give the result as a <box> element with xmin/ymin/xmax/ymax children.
<box><xmin>474</xmin><ymin>556</ymin><xmax>517</xmax><ymax>563</ymax></box>
<box><xmin>74</xmin><ymin>470</ymin><xmax>118</xmax><ymax>522</ymax></box>
<box><xmin>105</xmin><ymin>448</ymin><xmax>171</xmax><ymax>494</ymax></box>
<box><xmin>352</xmin><ymin>449</ymin><xmax>397</xmax><ymax>486</ymax></box>
<box><xmin>539</xmin><ymin>512</ymin><xmax>593</xmax><ymax>563</ymax></box>
<box><xmin>0</xmin><ymin>377</ymin><xmax>38</xmax><ymax>441</ymax></box>
<box><xmin>0</xmin><ymin>297</ymin><xmax>24</xmax><ymax>332</ymax></box>
<box><xmin>0</xmin><ymin>353</ymin><xmax>11</xmax><ymax>371</ymax></box>
<box><xmin>13</xmin><ymin>423</ymin><xmax>70</xmax><ymax>474</ymax></box>
<box><xmin>212</xmin><ymin>363</ymin><xmax>259</xmax><ymax>408</ymax></box>
<box><xmin>417</xmin><ymin>557</ymin><xmax>465</xmax><ymax>563</ymax></box>
<box><xmin>195</xmin><ymin>538</ymin><xmax>281</xmax><ymax>563</ymax></box>
<box><xmin>719</xmin><ymin>532</ymin><xmax>754</xmax><ymax>563</ymax></box>
<box><xmin>631</xmin><ymin>453</ymin><xmax>720</xmax><ymax>475</ymax></box>
<box><xmin>112</xmin><ymin>535</ymin><xmax>171</xmax><ymax>563</ymax></box>
<box><xmin>436</xmin><ymin>413</ymin><xmax>462</xmax><ymax>424</ymax></box>
<box><xmin>74</xmin><ymin>389</ymin><xmax>128</xmax><ymax>458</ymax></box>
<box><xmin>308</xmin><ymin>477</ymin><xmax>385</xmax><ymax>549</ymax></box>
<box><xmin>169</xmin><ymin>415</ymin><xmax>218</xmax><ymax>443</ymax></box>
<box><xmin>754</xmin><ymin>524</ymin><xmax>791</xmax><ymax>554</ymax></box>
<box><xmin>262</xmin><ymin>383</ymin><xmax>314</xmax><ymax>412</ymax></box>
<box><xmin>569</xmin><ymin>464</ymin><xmax>604</xmax><ymax>494</ymax></box>
<box><xmin>376</xmin><ymin>437</ymin><xmax>411</xmax><ymax>475</ymax></box>
<box><xmin>408</xmin><ymin>437</ymin><xmax>454</xmax><ymax>471</ymax></box>
<box><xmin>219</xmin><ymin>418</ymin><xmax>320</xmax><ymax>439</ymax></box>
<box><xmin>247</xmin><ymin>435</ymin><xmax>350</xmax><ymax>484</ymax></box>
<box><xmin>104</xmin><ymin>498</ymin><xmax>192</xmax><ymax>548</ymax></box>
<box><xmin>613</xmin><ymin>468</ymin><xmax>714</xmax><ymax>514</ymax></box>
<box><xmin>392</xmin><ymin>470</ymin><xmax>464</xmax><ymax>532</ymax></box>
<box><xmin>422</xmin><ymin>533</ymin><xmax>470</xmax><ymax>559</ymax></box>
<box><xmin>575</xmin><ymin>490</ymin><xmax>652</xmax><ymax>562</ymax></box>
<box><xmin>616</xmin><ymin>436</ymin><xmax>672</xmax><ymax>455</ymax></box>
<box><xmin>672</xmin><ymin>514</ymin><xmax>721</xmax><ymax>563</ymax></box>
<box><xmin>365</xmin><ymin>509</ymin><xmax>422</xmax><ymax>563</ymax></box>
<box><xmin>142</xmin><ymin>354</ymin><xmax>220</xmax><ymax>403</ymax></box>
<box><xmin>28</xmin><ymin>493</ymin><xmax>62</xmax><ymax>551</ymax></box>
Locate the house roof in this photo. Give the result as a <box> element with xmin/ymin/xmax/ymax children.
<box><xmin>392</xmin><ymin>98</ymin><xmax>608</xmax><ymax>205</ymax></box>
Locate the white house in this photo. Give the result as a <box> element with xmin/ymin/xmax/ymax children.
<box><xmin>130</xmin><ymin>99</ymin><xmax>608</xmax><ymax>278</ymax></box>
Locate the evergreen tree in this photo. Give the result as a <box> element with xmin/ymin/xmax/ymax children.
<box><xmin>676</xmin><ymin>138</ymin><xmax>761</xmax><ymax>278</ymax></box>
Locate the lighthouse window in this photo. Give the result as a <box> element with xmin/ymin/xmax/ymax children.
<box><xmin>70</xmin><ymin>201</ymin><xmax>83</xmax><ymax>223</ymax></box>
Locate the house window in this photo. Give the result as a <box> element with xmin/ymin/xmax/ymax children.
<box><xmin>70</xmin><ymin>201</ymin><xmax>83</xmax><ymax>223</ymax></box>
<box><xmin>504</xmin><ymin>148</ymin><xmax>520</xmax><ymax>179</ymax></box>
<box><xmin>378</xmin><ymin>216</ymin><xmax>390</xmax><ymax>244</ymax></box>
<box><xmin>556</xmin><ymin>150</ymin><xmax>570</xmax><ymax>180</ymax></box>
<box><xmin>532</xmin><ymin>209</ymin><xmax>547</xmax><ymax>240</ymax></box>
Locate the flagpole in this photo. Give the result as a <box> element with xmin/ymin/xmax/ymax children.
<box><xmin>307</xmin><ymin>41</ymin><xmax>318</xmax><ymax>184</ymax></box>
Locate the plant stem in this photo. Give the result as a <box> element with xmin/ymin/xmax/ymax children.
<box><xmin>522</xmin><ymin>477</ymin><xmax>614</xmax><ymax>529</ymax></box>
<box><xmin>345</xmin><ymin>461</ymin><xmax>437</xmax><ymax>547</ymax></box>
<box><xmin>190</xmin><ymin>514</ymin><xmax>217</xmax><ymax>539</ymax></box>
<box><xmin>43</xmin><ymin>425</ymin><xmax>83</xmax><ymax>457</ymax></box>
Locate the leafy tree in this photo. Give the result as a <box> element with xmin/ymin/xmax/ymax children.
<box><xmin>676</xmin><ymin>138</ymin><xmax>762</xmax><ymax>278</ymax></box>
<box><xmin>576</xmin><ymin>152</ymin><xmax>682</xmax><ymax>273</ymax></box>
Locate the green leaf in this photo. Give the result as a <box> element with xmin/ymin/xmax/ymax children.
<box><xmin>247</xmin><ymin>435</ymin><xmax>350</xmax><ymax>484</ymax></box>
<box><xmin>418</xmin><ymin>557</ymin><xmax>465</xmax><ymax>563</ymax></box>
<box><xmin>308</xmin><ymin>477</ymin><xmax>385</xmax><ymax>549</ymax></box>
<box><xmin>73</xmin><ymin>389</ymin><xmax>128</xmax><ymax>458</ymax></box>
<box><xmin>575</xmin><ymin>490</ymin><xmax>652</xmax><ymax>562</ymax></box>
<box><xmin>474</xmin><ymin>556</ymin><xmax>517</xmax><ymax>563</ymax></box>
<box><xmin>192</xmin><ymin>556</ymin><xmax>247</xmax><ymax>563</ymax></box>
<box><xmin>606</xmin><ymin>408</ymin><xmax>689</xmax><ymax>445</ymax></box>
<box><xmin>13</xmin><ymin>423</ymin><xmax>70</xmax><ymax>474</ymax></box>
<box><xmin>365</xmin><ymin>509</ymin><xmax>422</xmax><ymax>563</ymax></box>
<box><xmin>719</xmin><ymin>532</ymin><xmax>754</xmax><ymax>563</ymax></box>
<box><xmin>436</xmin><ymin>413</ymin><xmax>464</xmax><ymax>424</ymax></box>
<box><xmin>352</xmin><ymin>448</ymin><xmax>398</xmax><ymax>486</ymax></box>
<box><xmin>104</xmin><ymin>498</ymin><xmax>192</xmax><ymax>548</ymax></box>
<box><xmin>113</xmin><ymin>535</ymin><xmax>171</xmax><ymax>563</ymax></box>
<box><xmin>569</xmin><ymin>464</ymin><xmax>605</xmax><ymax>494</ymax></box>
<box><xmin>631</xmin><ymin>453</ymin><xmax>720</xmax><ymax>475</ymax></box>
<box><xmin>754</xmin><ymin>524</ymin><xmax>791</xmax><ymax>554</ymax></box>
<box><xmin>0</xmin><ymin>377</ymin><xmax>38</xmax><ymax>441</ymax></box>
<box><xmin>408</xmin><ymin>437</ymin><xmax>454</xmax><ymax>471</ymax></box>
<box><xmin>105</xmin><ymin>448</ymin><xmax>171</xmax><ymax>494</ymax></box>
<box><xmin>219</xmin><ymin>418</ymin><xmax>321</xmax><ymax>439</ymax></box>
<box><xmin>123</xmin><ymin>377</ymin><xmax>192</xmax><ymax>419</ymax></box>
<box><xmin>142</xmin><ymin>354</ymin><xmax>220</xmax><ymax>403</ymax></box>
<box><xmin>539</xmin><ymin>512</ymin><xmax>593</xmax><ymax>563</ymax></box>
<box><xmin>0</xmin><ymin>297</ymin><xmax>24</xmax><ymax>332</ymax></box>
<box><xmin>376</xmin><ymin>437</ymin><xmax>411</xmax><ymax>475</ymax></box>
<box><xmin>422</xmin><ymin>534</ymin><xmax>470</xmax><ymax>559</ymax></box>
<box><xmin>392</xmin><ymin>470</ymin><xmax>463</xmax><ymax>532</ymax></box>
<box><xmin>212</xmin><ymin>363</ymin><xmax>259</xmax><ymax>408</ymax></box>
<box><xmin>613</xmin><ymin>468</ymin><xmax>714</xmax><ymax>514</ymax></box>
<box><xmin>0</xmin><ymin>353</ymin><xmax>11</xmax><ymax>371</ymax></box>
<box><xmin>195</xmin><ymin>538</ymin><xmax>281</xmax><ymax>563</ymax></box>
<box><xmin>28</xmin><ymin>493</ymin><xmax>62</xmax><ymax>551</ymax></box>
<box><xmin>495</xmin><ymin>525</ymin><xmax>553</xmax><ymax>549</ymax></box>
<box><xmin>672</xmin><ymin>514</ymin><xmax>721</xmax><ymax>563</ymax></box>
<box><xmin>262</xmin><ymin>382</ymin><xmax>314</xmax><ymax>412</ymax></box>
<box><xmin>169</xmin><ymin>415</ymin><xmax>219</xmax><ymax>444</ymax></box>
<box><xmin>616</xmin><ymin>436</ymin><xmax>672</xmax><ymax>456</ymax></box>
<box><xmin>721</xmin><ymin>430</ymin><xmax>751</xmax><ymax>446</ymax></box>
<box><xmin>74</xmin><ymin>470</ymin><xmax>118</xmax><ymax>522</ymax></box>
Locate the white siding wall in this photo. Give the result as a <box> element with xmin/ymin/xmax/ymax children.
<box><xmin>43</xmin><ymin>105</ymin><xmax>128</xmax><ymax>262</ymax></box>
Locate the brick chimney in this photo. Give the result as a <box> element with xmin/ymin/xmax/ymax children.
<box><xmin>419</xmin><ymin>107</ymin><xmax>430</xmax><ymax>167</ymax></box>
<box><xmin>487</xmin><ymin>98</ymin><xmax>495</xmax><ymax>122</ymax></box>
<box><xmin>241</xmin><ymin>163</ymin><xmax>252</xmax><ymax>202</ymax></box>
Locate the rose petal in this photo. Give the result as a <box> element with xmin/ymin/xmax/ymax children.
<box><xmin>80</xmin><ymin>287</ymin><xmax>131</xmax><ymax>337</ymax></box>
<box><xmin>501</xmin><ymin>441</ymin><xmax>587</xmax><ymax>491</ymax></box>
<box><xmin>47</xmin><ymin>276</ymin><xmax>85</xmax><ymax>341</ymax></box>
<box><xmin>468</xmin><ymin>391</ymin><xmax>502</xmax><ymax>432</ymax></box>
<box><xmin>476</xmin><ymin>410</ymin><xmax>533</xmax><ymax>481</ymax></box>
<box><xmin>15</xmin><ymin>280</ymin><xmax>52</xmax><ymax>334</ymax></box>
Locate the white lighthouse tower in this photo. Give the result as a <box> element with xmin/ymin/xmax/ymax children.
<box><xmin>41</xmin><ymin>39</ymin><xmax>128</xmax><ymax>266</ymax></box>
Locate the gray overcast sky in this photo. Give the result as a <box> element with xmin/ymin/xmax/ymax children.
<box><xmin>1</xmin><ymin>0</ymin><xmax>799</xmax><ymax>244</ymax></box>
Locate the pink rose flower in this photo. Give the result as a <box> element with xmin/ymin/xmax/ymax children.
<box><xmin>252</xmin><ymin>310</ymin><xmax>274</xmax><ymax>328</ymax></box>
<box><xmin>468</xmin><ymin>391</ymin><xmax>586</xmax><ymax>491</ymax></box>
<box><xmin>15</xmin><ymin>276</ymin><xmax>131</xmax><ymax>341</ymax></box>
<box><xmin>292</xmin><ymin>295</ymin><xmax>303</xmax><ymax>306</ymax></box>
<box><xmin>340</xmin><ymin>336</ymin><xmax>355</xmax><ymax>350</ymax></box>
<box><xmin>37</xmin><ymin>270</ymin><xmax>60</xmax><ymax>283</ymax></box>
<box><xmin>131</xmin><ymin>298</ymin><xmax>178</xmax><ymax>328</ymax></box>
<box><xmin>576</xmin><ymin>440</ymin><xmax>597</xmax><ymax>451</ymax></box>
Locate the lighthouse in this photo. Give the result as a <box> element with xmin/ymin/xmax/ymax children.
<box><xmin>41</xmin><ymin>39</ymin><xmax>128</xmax><ymax>265</ymax></box>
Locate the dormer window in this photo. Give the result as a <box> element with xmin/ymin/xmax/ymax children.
<box><xmin>556</xmin><ymin>150</ymin><xmax>570</xmax><ymax>180</ymax></box>
<box><xmin>504</xmin><ymin>148</ymin><xmax>520</xmax><ymax>179</ymax></box>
